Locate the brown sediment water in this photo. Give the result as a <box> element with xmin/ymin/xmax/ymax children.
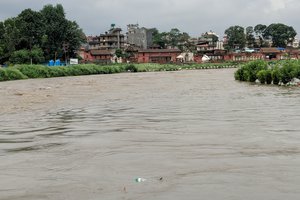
<box><xmin>0</xmin><ymin>69</ymin><xmax>300</xmax><ymax>200</ymax></box>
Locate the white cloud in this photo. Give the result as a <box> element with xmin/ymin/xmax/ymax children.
<box><xmin>0</xmin><ymin>0</ymin><xmax>299</xmax><ymax>37</ymax></box>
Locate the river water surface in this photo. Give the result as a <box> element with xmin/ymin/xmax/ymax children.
<box><xmin>0</xmin><ymin>69</ymin><xmax>300</xmax><ymax>200</ymax></box>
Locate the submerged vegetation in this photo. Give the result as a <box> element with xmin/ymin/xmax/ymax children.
<box><xmin>0</xmin><ymin>63</ymin><xmax>238</xmax><ymax>82</ymax></box>
<box><xmin>235</xmin><ymin>60</ymin><xmax>300</xmax><ymax>86</ymax></box>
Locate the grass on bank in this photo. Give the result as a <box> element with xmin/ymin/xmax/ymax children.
<box><xmin>0</xmin><ymin>63</ymin><xmax>238</xmax><ymax>82</ymax></box>
<box><xmin>234</xmin><ymin>60</ymin><xmax>300</xmax><ymax>85</ymax></box>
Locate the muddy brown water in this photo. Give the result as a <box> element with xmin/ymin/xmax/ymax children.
<box><xmin>0</xmin><ymin>69</ymin><xmax>300</xmax><ymax>200</ymax></box>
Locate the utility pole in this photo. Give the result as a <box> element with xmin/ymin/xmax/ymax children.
<box><xmin>63</xmin><ymin>42</ymin><xmax>69</xmax><ymax>66</ymax></box>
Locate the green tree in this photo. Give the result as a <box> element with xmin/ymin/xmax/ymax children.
<box><xmin>152</xmin><ymin>29</ymin><xmax>168</xmax><ymax>48</ymax></box>
<box><xmin>30</xmin><ymin>46</ymin><xmax>45</xmax><ymax>64</ymax></box>
<box><xmin>0</xmin><ymin>4</ymin><xmax>84</xmax><ymax>64</ymax></box>
<box><xmin>9</xmin><ymin>49</ymin><xmax>31</xmax><ymax>64</ymax></box>
<box><xmin>40</xmin><ymin>4</ymin><xmax>84</xmax><ymax>61</ymax></box>
<box><xmin>224</xmin><ymin>26</ymin><xmax>246</xmax><ymax>50</ymax></box>
<box><xmin>152</xmin><ymin>28</ymin><xmax>193</xmax><ymax>51</ymax></box>
<box><xmin>16</xmin><ymin>9</ymin><xmax>45</xmax><ymax>50</ymax></box>
<box><xmin>168</xmin><ymin>28</ymin><xmax>181</xmax><ymax>48</ymax></box>
<box><xmin>263</xmin><ymin>23</ymin><xmax>297</xmax><ymax>47</ymax></box>
<box><xmin>0</xmin><ymin>18</ymin><xmax>20</xmax><ymax>63</ymax></box>
<box><xmin>246</xmin><ymin>26</ymin><xmax>255</xmax><ymax>48</ymax></box>
<box><xmin>178</xmin><ymin>32</ymin><xmax>195</xmax><ymax>52</ymax></box>
<box><xmin>115</xmin><ymin>49</ymin><xmax>123</xmax><ymax>58</ymax></box>
<box><xmin>254</xmin><ymin>24</ymin><xmax>267</xmax><ymax>48</ymax></box>
<box><xmin>9</xmin><ymin>46</ymin><xmax>44</xmax><ymax>64</ymax></box>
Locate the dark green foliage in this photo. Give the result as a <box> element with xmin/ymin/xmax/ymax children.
<box><xmin>246</xmin><ymin>26</ymin><xmax>255</xmax><ymax>48</ymax></box>
<box><xmin>48</xmin><ymin>66</ymin><xmax>70</xmax><ymax>77</ymax></box>
<box><xmin>115</xmin><ymin>49</ymin><xmax>123</xmax><ymax>58</ymax></box>
<box><xmin>0</xmin><ymin>68</ymin><xmax>7</xmax><ymax>81</ymax></box>
<box><xmin>234</xmin><ymin>68</ymin><xmax>244</xmax><ymax>81</ymax></box>
<box><xmin>0</xmin><ymin>4</ymin><xmax>84</xmax><ymax>64</ymax></box>
<box><xmin>279</xmin><ymin>62</ymin><xmax>295</xmax><ymax>84</ymax></box>
<box><xmin>236</xmin><ymin>60</ymin><xmax>300</xmax><ymax>86</ymax></box>
<box><xmin>264</xmin><ymin>23</ymin><xmax>297</xmax><ymax>48</ymax></box>
<box><xmin>291</xmin><ymin>62</ymin><xmax>300</xmax><ymax>79</ymax></box>
<box><xmin>224</xmin><ymin>26</ymin><xmax>246</xmax><ymax>50</ymax></box>
<box><xmin>265</xmin><ymin>69</ymin><xmax>272</xmax><ymax>84</ymax></box>
<box><xmin>125</xmin><ymin>64</ymin><xmax>138</xmax><ymax>72</ymax></box>
<box><xmin>271</xmin><ymin>66</ymin><xmax>281</xmax><ymax>85</ymax></box>
<box><xmin>1</xmin><ymin>68</ymin><xmax>27</xmax><ymax>81</ymax></box>
<box><xmin>242</xmin><ymin>60</ymin><xmax>268</xmax><ymax>82</ymax></box>
<box><xmin>257</xmin><ymin>70</ymin><xmax>266</xmax><ymax>84</ymax></box>
<box><xmin>0</xmin><ymin>63</ymin><xmax>238</xmax><ymax>82</ymax></box>
<box><xmin>9</xmin><ymin>47</ymin><xmax>44</xmax><ymax>64</ymax></box>
<box><xmin>9</xmin><ymin>50</ymin><xmax>31</xmax><ymax>64</ymax></box>
<box><xmin>152</xmin><ymin>28</ymin><xmax>195</xmax><ymax>52</ymax></box>
<box><xmin>17</xmin><ymin>65</ymin><xmax>50</xmax><ymax>78</ymax></box>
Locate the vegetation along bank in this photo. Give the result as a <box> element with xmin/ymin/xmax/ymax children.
<box><xmin>0</xmin><ymin>63</ymin><xmax>237</xmax><ymax>82</ymax></box>
<box><xmin>235</xmin><ymin>60</ymin><xmax>300</xmax><ymax>86</ymax></box>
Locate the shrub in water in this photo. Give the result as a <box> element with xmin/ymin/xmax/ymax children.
<box><xmin>272</xmin><ymin>67</ymin><xmax>281</xmax><ymax>85</ymax></box>
<box><xmin>243</xmin><ymin>60</ymin><xmax>268</xmax><ymax>82</ymax></box>
<box><xmin>291</xmin><ymin>63</ymin><xmax>300</xmax><ymax>79</ymax></box>
<box><xmin>265</xmin><ymin>69</ymin><xmax>272</xmax><ymax>84</ymax></box>
<box><xmin>257</xmin><ymin>70</ymin><xmax>266</xmax><ymax>84</ymax></box>
<box><xmin>234</xmin><ymin>68</ymin><xmax>245</xmax><ymax>81</ymax></box>
<box><xmin>280</xmin><ymin>63</ymin><xmax>294</xmax><ymax>84</ymax></box>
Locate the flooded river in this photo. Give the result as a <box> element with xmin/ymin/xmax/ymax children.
<box><xmin>0</xmin><ymin>69</ymin><xmax>300</xmax><ymax>200</ymax></box>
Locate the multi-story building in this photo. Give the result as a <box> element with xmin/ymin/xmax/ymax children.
<box><xmin>87</xmin><ymin>25</ymin><xmax>125</xmax><ymax>50</ymax></box>
<box><xmin>87</xmin><ymin>36</ymin><xmax>100</xmax><ymax>49</ymax></box>
<box><xmin>126</xmin><ymin>24</ymin><xmax>155</xmax><ymax>49</ymax></box>
<box><xmin>287</xmin><ymin>38</ymin><xmax>299</xmax><ymax>48</ymax></box>
<box><xmin>196</xmin><ymin>31</ymin><xmax>222</xmax><ymax>52</ymax></box>
<box><xmin>99</xmin><ymin>27</ymin><xmax>125</xmax><ymax>50</ymax></box>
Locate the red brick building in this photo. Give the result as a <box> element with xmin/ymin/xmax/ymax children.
<box><xmin>260</xmin><ymin>48</ymin><xmax>284</xmax><ymax>60</ymax></box>
<box><xmin>137</xmin><ymin>49</ymin><xmax>181</xmax><ymax>63</ymax></box>
<box><xmin>78</xmin><ymin>49</ymin><xmax>113</xmax><ymax>63</ymax></box>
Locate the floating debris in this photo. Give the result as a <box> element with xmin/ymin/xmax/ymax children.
<box><xmin>135</xmin><ymin>177</ymin><xmax>147</xmax><ymax>183</ymax></box>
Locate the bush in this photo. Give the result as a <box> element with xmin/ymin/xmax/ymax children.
<box><xmin>257</xmin><ymin>70</ymin><xmax>266</xmax><ymax>84</ymax></box>
<box><xmin>243</xmin><ymin>60</ymin><xmax>268</xmax><ymax>82</ymax></box>
<box><xmin>280</xmin><ymin>62</ymin><xmax>295</xmax><ymax>84</ymax></box>
<box><xmin>48</xmin><ymin>66</ymin><xmax>70</xmax><ymax>77</ymax></box>
<box><xmin>125</xmin><ymin>64</ymin><xmax>138</xmax><ymax>72</ymax></box>
<box><xmin>265</xmin><ymin>69</ymin><xmax>272</xmax><ymax>84</ymax></box>
<box><xmin>291</xmin><ymin>63</ymin><xmax>300</xmax><ymax>79</ymax></box>
<box><xmin>234</xmin><ymin>68</ymin><xmax>246</xmax><ymax>81</ymax></box>
<box><xmin>272</xmin><ymin>67</ymin><xmax>281</xmax><ymax>85</ymax></box>
<box><xmin>17</xmin><ymin>65</ymin><xmax>50</xmax><ymax>78</ymax></box>
<box><xmin>4</xmin><ymin>68</ymin><xmax>27</xmax><ymax>80</ymax></box>
<box><xmin>0</xmin><ymin>68</ymin><xmax>8</xmax><ymax>81</ymax></box>
<box><xmin>236</xmin><ymin>60</ymin><xmax>300</xmax><ymax>86</ymax></box>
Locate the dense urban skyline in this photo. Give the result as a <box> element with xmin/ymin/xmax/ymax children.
<box><xmin>0</xmin><ymin>0</ymin><xmax>299</xmax><ymax>37</ymax></box>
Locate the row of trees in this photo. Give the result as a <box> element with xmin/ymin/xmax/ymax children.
<box><xmin>0</xmin><ymin>4</ymin><xmax>85</xmax><ymax>65</ymax></box>
<box><xmin>152</xmin><ymin>28</ymin><xmax>196</xmax><ymax>52</ymax></box>
<box><xmin>225</xmin><ymin>23</ymin><xmax>297</xmax><ymax>50</ymax></box>
<box><xmin>152</xmin><ymin>23</ymin><xmax>297</xmax><ymax>52</ymax></box>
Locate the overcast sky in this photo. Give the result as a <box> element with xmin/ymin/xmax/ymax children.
<box><xmin>0</xmin><ymin>0</ymin><xmax>299</xmax><ymax>38</ymax></box>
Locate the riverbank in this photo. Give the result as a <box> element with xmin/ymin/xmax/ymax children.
<box><xmin>0</xmin><ymin>63</ymin><xmax>238</xmax><ymax>82</ymax></box>
<box><xmin>235</xmin><ymin>60</ymin><xmax>300</xmax><ymax>86</ymax></box>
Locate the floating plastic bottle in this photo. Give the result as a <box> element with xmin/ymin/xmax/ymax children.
<box><xmin>135</xmin><ymin>178</ymin><xmax>147</xmax><ymax>183</ymax></box>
